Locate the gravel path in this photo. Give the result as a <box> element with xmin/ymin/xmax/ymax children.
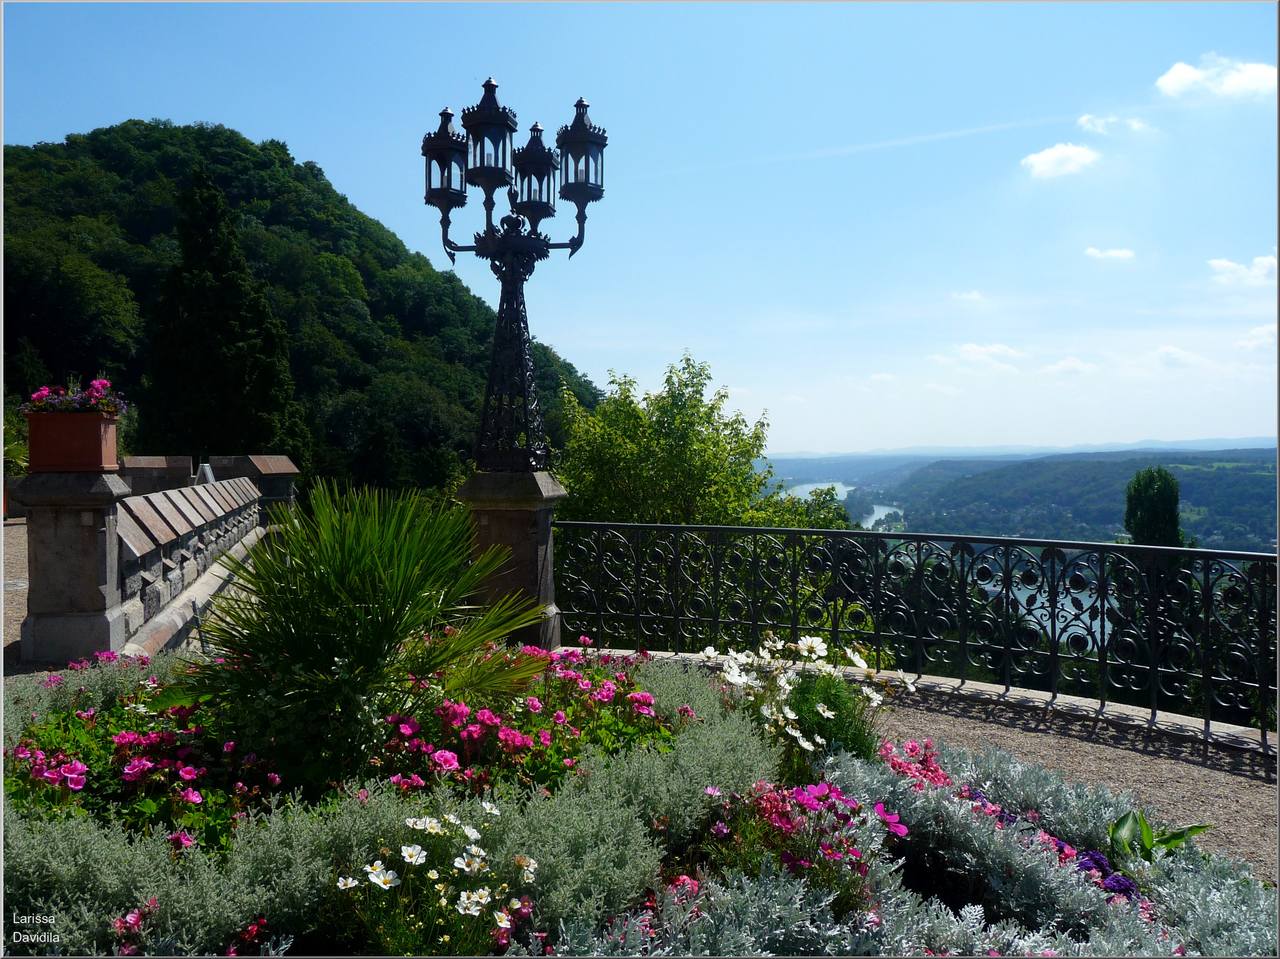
<box><xmin>881</xmin><ymin>690</ymin><xmax>1278</xmax><ymax>883</ymax></box>
<box><xmin>3</xmin><ymin>518</ymin><xmax>31</xmax><ymax>674</ymax></box>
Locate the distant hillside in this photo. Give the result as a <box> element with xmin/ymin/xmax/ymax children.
<box><xmin>893</xmin><ymin>448</ymin><xmax>1277</xmax><ymax>552</ymax></box>
<box><xmin>4</xmin><ymin>119</ymin><xmax>600</xmax><ymax>489</ymax></box>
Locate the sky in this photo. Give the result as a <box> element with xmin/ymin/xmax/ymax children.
<box><xmin>4</xmin><ymin>2</ymin><xmax>1277</xmax><ymax>454</ymax></box>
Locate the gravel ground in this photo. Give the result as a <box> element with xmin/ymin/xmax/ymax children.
<box><xmin>881</xmin><ymin>690</ymin><xmax>1278</xmax><ymax>883</ymax></box>
<box><xmin>3</xmin><ymin>518</ymin><xmax>32</xmax><ymax>675</ymax></box>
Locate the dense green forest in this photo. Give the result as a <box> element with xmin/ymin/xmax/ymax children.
<box><xmin>890</xmin><ymin>448</ymin><xmax>1276</xmax><ymax>552</ymax></box>
<box><xmin>4</xmin><ymin>119</ymin><xmax>600</xmax><ymax>489</ymax></box>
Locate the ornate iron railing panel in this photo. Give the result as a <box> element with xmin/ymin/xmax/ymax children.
<box><xmin>554</xmin><ymin>522</ymin><xmax>1277</xmax><ymax>747</ymax></box>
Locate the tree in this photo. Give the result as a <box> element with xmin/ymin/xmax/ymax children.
<box><xmin>554</xmin><ymin>354</ymin><xmax>848</xmax><ymax>529</ymax></box>
<box><xmin>143</xmin><ymin>167</ymin><xmax>309</xmax><ymax>466</ymax></box>
<box><xmin>1124</xmin><ymin>466</ymin><xmax>1188</xmax><ymax>547</ymax></box>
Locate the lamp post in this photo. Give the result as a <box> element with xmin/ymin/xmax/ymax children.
<box><xmin>422</xmin><ymin>78</ymin><xmax>607</xmax><ymax>647</ymax></box>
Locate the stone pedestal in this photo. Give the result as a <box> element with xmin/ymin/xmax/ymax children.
<box><xmin>16</xmin><ymin>471</ymin><xmax>132</xmax><ymax>663</ymax></box>
<box><xmin>457</xmin><ymin>470</ymin><xmax>566</xmax><ymax>650</ymax></box>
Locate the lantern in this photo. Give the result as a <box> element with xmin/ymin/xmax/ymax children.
<box><xmin>556</xmin><ymin>97</ymin><xmax>607</xmax><ymax>207</ymax></box>
<box><xmin>513</xmin><ymin>123</ymin><xmax>559</xmax><ymax>231</ymax></box>
<box><xmin>421</xmin><ymin>107</ymin><xmax>468</xmax><ymax>214</ymax></box>
<box><xmin>461</xmin><ymin>77</ymin><xmax>517</xmax><ymax>192</ymax></box>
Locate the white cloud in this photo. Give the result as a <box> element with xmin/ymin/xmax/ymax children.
<box><xmin>931</xmin><ymin>343</ymin><xmax>1025</xmax><ymax>375</ymax></box>
<box><xmin>956</xmin><ymin>343</ymin><xmax>1023</xmax><ymax>362</ymax></box>
<box><xmin>1154</xmin><ymin>345</ymin><xmax>1213</xmax><ymax>370</ymax></box>
<box><xmin>1085</xmin><ymin>246</ymin><xmax>1135</xmax><ymax>260</ymax></box>
<box><xmin>1021</xmin><ymin>143</ymin><xmax>1100</xmax><ymax>178</ymax></box>
<box><xmin>950</xmin><ymin>289</ymin><xmax>985</xmax><ymax>302</ymax></box>
<box><xmin>1077</xmin><ymin>114</ymin><xmax>1151</xmax><ymax>135</ymax></box>
<box><xmin>1156</xmin><ymin>54</ymin><xmax>1277</xmax><ymax>98</ymax></box>
<box><xmin>1237</xmin><ymin>324</ymin><xmax>1277</xmax><ymax>350</ymax></box>
<box><xmin>868</xmin><ymin>372</ymin><xmax>896</xmax><ymax>383</ymax></box>
<box><xmin>1041</xmin><ymin>356</ymin><xmax>1098</xmax><ymax>375</ymax></box>
<box><xmin>1209</xmin><ymin>254</ymin><xmax>1277</xmax><ymax>287</ymax></box>
<box><xmin>923</xmin><ymin>382</ymin><xmax>961</xmax><ymax>396</ymax></box>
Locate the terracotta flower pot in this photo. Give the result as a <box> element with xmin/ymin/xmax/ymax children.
<box><xmin>25</xmin><ymin>412</ymin><xmax>119</xmax><ymax>473</ymax></box>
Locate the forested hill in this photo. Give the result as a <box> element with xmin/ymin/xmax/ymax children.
<box><xmin>894</xmin><ymin>448</ymin><xmax>1277</xmax><ymax>552</ymax></box>
<box><xmin>3</xmin><ymin>119</ymin><xmax>600</xmax><ymax>489</ymax></box>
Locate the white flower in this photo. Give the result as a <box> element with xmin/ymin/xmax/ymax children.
<box><xmin>405</xmin><ymin>816</ymin><xmax>424</xmax><ymax>829</ymax></box>
<box><xmin>481</xmin><ymin>800</ymin><xmax>501</xmax><ymax>817</ymax></box>
<box><xmin>796</xmin><ymin>736</ymin><xmax>815</xmax><ymax>752</ymax></box>
<box><xmin>423</xmin><ymin>817</ymin><xmax>445</xmax><ymax>834</ymax></box>
<box><xmin>337</xmin><ymin>876</ymin><xmax>359</xmax><ymax>890</ymax></box>
<box><xmin>509</xmin><ymin>898</ymin><xmax>523</xmax><ymax>911</ymax></box>
<box><xmin>461</xmin><ymin>825</ymin><xmax>481</xmax><ymax>842</ymax></box>
<box><xmin>700</xmin><ymin>646</ymin><xmax>718</xmax><ymax>662</ymax></box>
<box><xmin>866</xmin><ymin>689</ymin><xmax>884</xmax><ymax>707</ymax></box>
<box><xmin>454</xmin><ymin>852</ymin><xmax>486</xmax><ymax>875</ymax></box>
<box><xmin>785</xmin><ymin>725</ymin><xmax>803</xmax><ymax>739</ymax></box>
<box><xmin>494</xmin><ymin>910</ymin><xmax>512</xmax><ymax>929</ymax></box>
<box><xmin>125</xmin><ymin>703</ymin><xmax>151</xmax><ymax>714</ymax></box>
<box><xmin>850</xmin><ymin>651</ymin><xmax>869</xmax><ymax>670</ymax></box>
<box><xmin>402</xmin><ymin>844</ymin><xmax>427</xmax><ymax>865</ymax></box>
<box><xmin>897</xmin><ymin>669</ymin><xmax>917</xmax><ymax>693</ymax></box>
<box><xmin>514</xmin><ymin>854</ymin><xmax>538</xmax><ymax>883</ymax></box>
<box><xmin>444</xmin><ymin>813</ymin><xmax>461</xmax><ymax>825</ymax></box>
<box><xmin>362</xmin><ymin>860</ymin><xmax>384</xmax><ymax>874</ymax></box>
<box><xmin>815</xmin><ymin>703</ymin><xmax>836</xmax><ymax>720</ymax></box>
<box><xmin>814</xmin><ymin>734</ymin><xmax>827</xmax><ymax>747</ymax></box>
<box><xmin>456</xmin><ymin>887</ymin><xmax>492</xmax><ymax>915</ymax></box>
<box><xmin>368</xmin><ymin>868</ymin><xmax>401</xmax><ymax>889</ymax></box>
<box><xmin>426</xmin><ymin>869</ymin><xmax>440</xmax><ymax>880</ymax></box>
<box><xmin>781</xmin><ymin>705</ymin><xmax>797</xmax><ymax>721</ymax></box>
<box><xmin>465</xmin><ymin>844</ymin><xmax>487</xmax><ymax>859</ymax></box>
<box><xmin>796</xmin><ymin>636</ymin><xmax>828</xmax><ymax>659</ymax></box>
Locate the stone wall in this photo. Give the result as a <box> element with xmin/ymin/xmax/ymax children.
<box><xmin>114</xmin><ymin>478</ymin><xmax>262</xmax><ymax>652</ymax></box>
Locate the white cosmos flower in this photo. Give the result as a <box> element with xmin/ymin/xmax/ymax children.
<box><xmin>814</xmin><ymin>734</ymin><xmax>826</xmax><ymax>746</ymax></box>
<box><xmin>465</xmin><ymin>844</ymin><xmax>487</xmax><ymax>859</ymax></box>
<box><xmin>462</xmin><ymin>825</ymin><xmax>482</xmax><ymax>842</ymax></box>
<box><xmin>454</xmin><ymin>853</ymin><xmax>486</xmax><ymax>875</ymax></box>
<box><xmin>125</xmin><ymin>703</ymin><xmax>152</xmax><ymax>714</ymax></box>
<box><xmin>796</xmin><ymin>736</ymin><xmax>815</xmax><ymax>752</ymax></box>
<box><xmin>368</xmin><ymin>868</ymin><xmax>401</xmax><ymax>889</ymax></box>
<box><xmin>897</xmin><ymin>669</ymin><xmax>917</xmax><ymax>693</ymax></box>
<box><xmin>402</xmin><ymin>844</ymin><xmax>427</xmax><ymax>865</ymax></box>
<box><xmin>444</xmin><ymin>813</ymin><xmax>461</xmax><ymax>825</ymax></box>
<box><xmin>850</xmin><ymin>651</ymin><xmax>869</xmax><ymax>670</ymax></box>
<box><xmin>494</xmin><ymin>910</ymin><xmax>512</xmax><ymax>929</ymax></box>
<box><xmin>481</xmin><ymin>801</ymin><xmax>501</xmax><ymax>817</ymax></box>
<box><xmin>815</xmin><ymin>703</ymin><xmax>836</xmax><ymax>720</ymax></box>
<box><xmin>456</xmin><ymin>888</ymin><xmax>492</xmax><ymax>915</ymax></box>
<box><xmin>866</xmin><ymin>689</ymin><xmax>884</xmax><ymax>707</ymax></box>
<box><xmin>509</xmin><ymin>898</ymin><xmax>523</xmax><ymax>911</ymax></box>
<box><xmin>781</xmin><ymin>705</ymin><xmax>797</xmax><ymax>721</ymax></box>
<box><xmin>426</xmin><ymin>869</ymin><xmax>439</xmax><ymax>880</ymax></box>
<box><xmin>337</xmin><ymin>876</ymin><xmax>359</xmax><ymax>890</ymax></box>
<box><xmin>362</xmin><ymin>860</ymin><xmax>384</xmax><ymax>874</ymax></box>
<box><xmin>424</xmin><ymin>817</ymin><xmax>445</xmax><ymax>834</ymax></box>
<box><xmin>796</xmin><ymin>636</ymin><xmax>828</xmax><ymax>659</ymax></box>
<box><xmin>785</xmin><ymin>725</ymin><xmax>803</xmax><ymax>739</ymax></box>
<box><xmin>701</xmin><ymin>646</ymin><xmax>718</xmax><ymax>662</ymax></box>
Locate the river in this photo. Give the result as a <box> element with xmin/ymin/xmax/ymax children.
<box><xmin>785</xmin><ymin>482</ymin><xmax>898</xmax><ymax>528</ymax></box>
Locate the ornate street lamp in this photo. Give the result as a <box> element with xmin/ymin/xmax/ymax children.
<box><xmin>421</xmin><ymin>78</ymin><xmax>607</xmax><ymax>650</ymax></box>
<box><xmin>422</xmin><ymin>78</ymin><xmax>607</xmax><ymax>473</ymax></box>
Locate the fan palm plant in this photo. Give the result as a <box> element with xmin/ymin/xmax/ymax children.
<box><xmin>179</xmin><ymin>481</ymin><xmax>547</xmax><ymax>790</ymax></box>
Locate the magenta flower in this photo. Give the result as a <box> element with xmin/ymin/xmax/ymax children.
<box><xmin>711</xmin><ymin>820</ymin><xmax>730</xmax><ymax>837</ymax></box>
<box><xmin>179</xmin><ymin>787</ymin><xmax>203</xmax><ymax>805</ymax></box>
<box><xmin>41</xmin><ymin>674</ymin><xmax>64</xmax><ymax>689</ymax></box>
<box><xmin>538</xmin><ymin>729</ymin><xmax>552</xmax><ymax>747</ymax></box>
<box><xmin>178</xmin><ymin>766</ymin><xmax>199</xmax><ymax>781</ymax></box>
<box><xmin>704</xmin><ymin>786</ymin><xmax>721</xmax><ymax>797</ymax></box>
<box><xmin>167</xmin><ymin>830</ymin><xmax>194</xmax><ymax>850</ymax></box>
<box><xmin>553</xmin><ymin>710</ymin><xmax>567</xmax><ymax>725</ymax></box>
<box><xmin>432</xmin><ymin>749</ymin><xmax>460</xmax><ymax>771</ymax></box>
<box><xmin>677</xmin><ymin>704</ymin><xmax>697</xmax><ymax>719</ymax></box>
<box><xmin>60</xmin><ymin>760</ymin><xmax>88</xmax><ymax>791</ymax></box>
<box><xmin>460</xmin><ymin>722</ymin><xmax>485</xmax><ymax>741</ymax></box>
<box><xmin>592</xmin><ymin>681</ymin><xmax>617</xmax><ymax>703</ymax></box>
<box><xmin>874</xmin><ymin>802</ymin><xmax>908</xmax><ymax>837</ymax></box>
<box><xmin>223</xmin><ymin>741</ymin><xmax>236</xmax><ymax>753</ymax></box>
<box><xmin>525</xmin><ymin>696</ymin><xmax>543</xmax><ymax>713</ymax></box>
<box><xmin>75</xmin><ymin>708</ymin><xmax>97</xmax><ymax>721</ymax></box>
<box><xmin>579</xmin><ymin>634</ymin><xmax>594</xmax><ymax>647</ymax></box>
<box><xmin>266</xmin><ymin>772</ymin><xmax>281</xmax><ymax>786</ymax></box>
<box><xmin>121</xmin><ymin>757</ymin><xmax>155</xmax><ymax>782</ymax></box>
<box><xmin>477</xmin><ymin>708</ymin><xmax>502</xmax><ymax>727</ymax></box>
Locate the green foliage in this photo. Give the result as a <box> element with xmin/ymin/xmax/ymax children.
<box><xmin>786</xmin><ymin>671</ymin><xmax>882</xmax><ymax>767</ymax></box>
<box><xmin>555</xmin><ymin>354</ymin><xmax>847</xmax><ymax>529</ymax></box>
<box><xmin>1107</xmin><ymin>808</ymin><xmax>1211</xmax><ymax>865</ymax></box>
<box><xmin>179</xmin><ymin>483</ymin><xmax>546</xmax><ymax>790</ymax></box>
<box><xmin>1125</xmin><ymin>465</ymin><xmax>1189</xmax><ymax>547</ymax></box>
<box><xmin>144</xmin><ymin>166</ymin><xmax>306</xmax><ymax>467</ymax></box>
<box><xmin>3</xmin><ymin>395</ymin><xmax>29</xmax><ymax>476</ymax></box>
<box><xmin>4</xmin><ymin>120</ymin><xmax>598</xmax><ymax>490</ymax></box>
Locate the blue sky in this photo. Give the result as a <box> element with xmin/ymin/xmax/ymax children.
<box><xmin>5</xmin><ymin>2</ymin><xmax>1276</xmax><ymax>453</ymax></box>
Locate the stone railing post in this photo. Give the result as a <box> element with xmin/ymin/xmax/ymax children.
<box><xmin>457</xmin><ymin>471</ymin><xmax>566</xmax><ymax>650</ymax></box>
<box><xmin>16</xmin><ymin>469</ymin><xmax>131</xmax><ymax>663</ymax></box>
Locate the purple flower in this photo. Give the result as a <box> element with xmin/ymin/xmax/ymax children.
<box><xmin>1102</xmin><ymin>872</ymin><xmax>1139</xmax><ymax>899</ymax></box>
<box><xmin>1075</xmin><ymin>850</ymin><xmax>1113</xmax><ymax>876</ymax></box>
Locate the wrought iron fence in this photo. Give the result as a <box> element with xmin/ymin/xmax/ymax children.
<box><xmin>554</xmin><ymin>522</ymin><xmax>1278</xmax><ymax>747</ymax></box>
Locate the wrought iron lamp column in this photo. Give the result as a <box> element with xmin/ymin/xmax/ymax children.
<box><xmin>422</xmin><ymin>79</ymin><xmax>606</xmax><ymax>649</ymax></box>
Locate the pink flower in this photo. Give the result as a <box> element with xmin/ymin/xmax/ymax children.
<box><xmin>179</xmin><ymin>787</ymin><xmax>203</xmax><ymax>805</ymax></box>
<box><xmin>563</xmin><ymin>758</ymin><xmax>576</xmax><ymax>768</ymax></box>
<box><xmin>266</xmin><ymin>772</ymin><xmax>281</xmax><ymax>786</ymax></box>
<box><xmin>41</xmin><ymin>674</ymin><xmax>64</xmax><ymax>689</ymax></box>
<box><xmin>67</xmin><ymin>658</ymin><xmax>91</xmax><ymax>671</ymax></box>
<box><xmin>168</xmin><ymin>830</ymin><xmax>194</xmax><ymax>849</ymax></box>
<box><xmin>178</xmin><ymin>766</ymin><xmax>199</xmax><ymax>781</ymax></box>
<box><xmin>223</xmin><ymin>741</ymin><xmax>236</xmax><ymax>753</ymax></box>
<box><xmin>579</xmin><ymin>634</ymin><xmax>594</xmax><ymax>647</ymax></box>
<box><xmin>553</xmin><ymin>710</ymin><xmax>567</xmax><ymax>725</ymax></box>
<box><xmin>498</xmin><ymin>726</ymin><xmax>534</xmax><ymax>751</ymax></box>
<box><xmin>677</xmin><ymin>704</ymin><xmax>697</xmax><ymax>719</ymax></box>
<box><xmin>875</xmin><ymin>802</ymin><xmax>908</xmax><ymax>837</ymax></box>
<box><xmin>592</xmin><ymin>681</ymin><xmax>617</xmax><ymax>703</ymax></box>
<box><xmin>432</xmin><ymin>749</ymin><xmax>460</xmax><ymax>771</ymax></box>
<box><xmin>711</xmin><ymin>820</ymin><xmax>730</xmax><ymax>837</ymax></box>
<box><xmin>121</xmin><ymin>757</ymin><xmax>155</xmax><ymax>782</ymax></box>
<box><xmin>357</xmin><ymin>788</ymin><xmax>369</xmax><ymax>804</ymax></box>
<box><xmin>477</xmin><ymin>708</ymin><xmax>502</xmax><ymax>727</ymax></box>
<box><xmin>460</xmin><ymin>723</ymin><xmax>485</xmax><ymax>741</ymax></box>
<box><xmin>437</xmin><ymin>700</ymin><xmax>471</xmax><ymax>728</ymax></box>
<box><xmin>389</xmin><ymin>772</ymin><xmax>425</xmax><ymax>791</ymax></box>
<box><xmin>526</xmin><ymin>696</ymin><xmax>543</xmax><ymax>713</ymax></box>
<box><xmin>705</xmin><ymin>786</ymin><xmax>721</xmax><ymax>796</ymax></box>
<box><xmin>95</xmin><ymin>650</ymin><xmax>120</xmax><ymax>664</ymax></box>
<box><xmin>60</xmin><ymin>760</ymin><xmax>88</xmax><ymax>790</ymax></box>
<box><xmin>539</xmin><ymin>729</ymin><xmax>552</xmax><ymax>747</ymax></box>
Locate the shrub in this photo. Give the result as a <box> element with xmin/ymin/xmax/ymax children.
<box><xmin>783</xmin><ymin>670</ymin><xmax>881</xmax><ymax>778</ymax></box>
<box><xmin>179</xmin><ymin>482</ymin><xmax>547</xmax><ymax>790</ymax></box>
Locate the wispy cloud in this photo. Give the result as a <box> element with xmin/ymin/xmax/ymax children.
<box><xmin>1085</xmin><ymin>246</ymin><xmax>1135</xmax><ymax>260</ymax></box>
<box><xmin>1237</xmin><ymin>324</ymin><xmax>1277</xmax><ymax>350</ymax></box>
<box><xmin>1021</xmin><ymin>143</ymin><xmax>1100</xmax><ymax>178</ymax></box>
<box><xmin>1209</xmin><ymin>253</ymin><xmax>1277</xmax><ymax>287</ymax></box>
<box><xmin>1157</xmin><ymin>54</ymin><xmax>1277</xmax><ymax>98</ymax></box>
<box><xmin>930</xmin><ymin>343</ymin><xmax>1024</xmax><ymax>375</ymax></box>
<box><xmin>1040</xmin><ymin>356</ymin><xmax>1098</xmax><ymax>375</ymax></box>
<box><xmin>950</xmin><ymin>290</ymin><xmax>985</xmax><ymax>302</ymax></box>
<box><xmin>1077</xmin><ymin>114</ymin><xmax>1150</xmax><ymax>134</ymax></box>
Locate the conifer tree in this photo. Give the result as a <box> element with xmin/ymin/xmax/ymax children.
<box><xmin>1124</xmin><ymin>466</ymin><xmax>1187</xmax><ymax>547</ymax></box>
<box><xmin>144</xmin><ymin>167</ymin><xmax>308</xmax><ymax>467</ymax></box>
